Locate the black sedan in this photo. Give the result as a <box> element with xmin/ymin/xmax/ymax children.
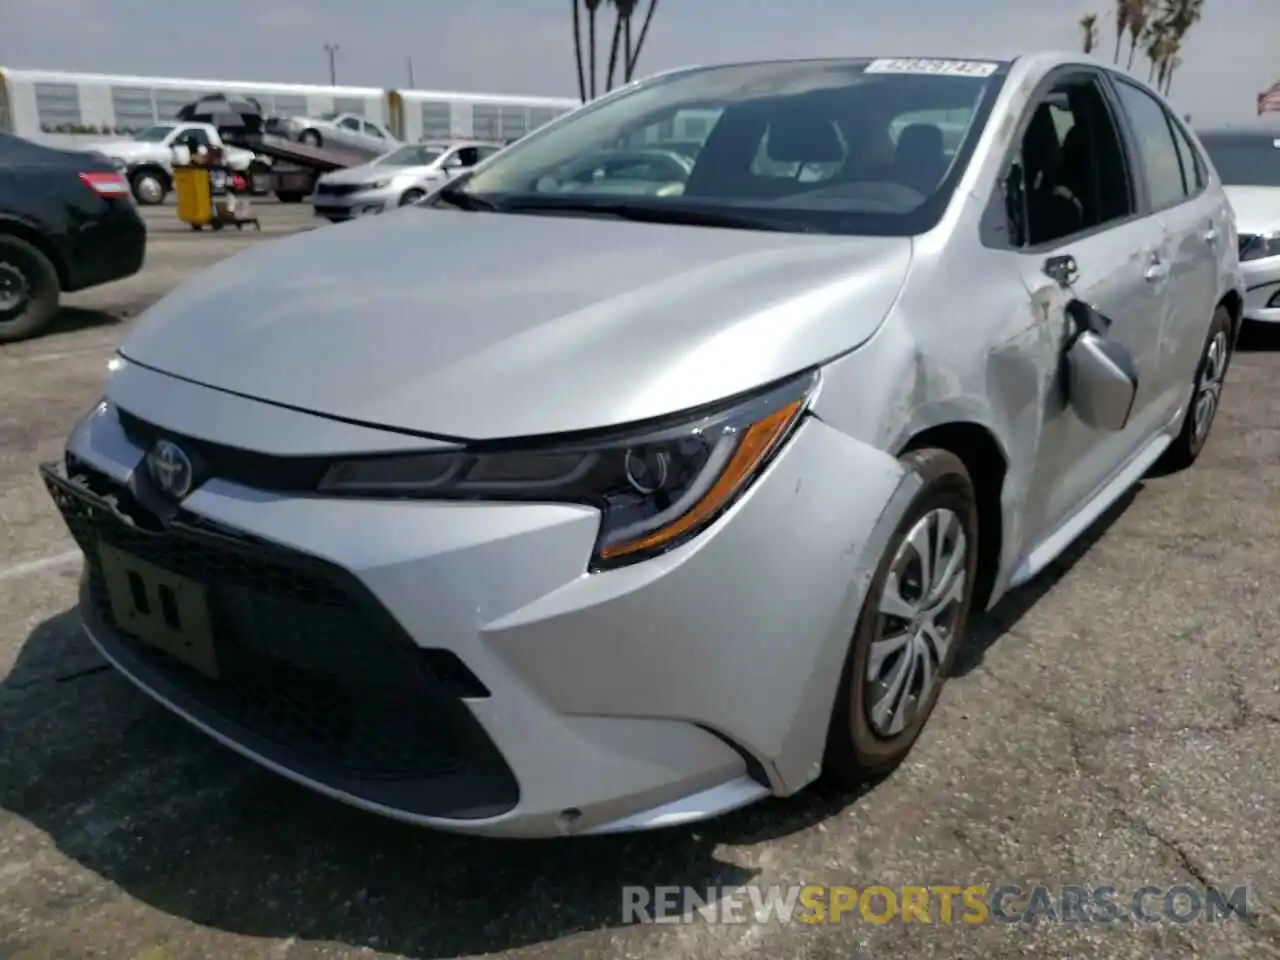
<box><xmin>0</xmin><ymin>133</ymin><xmax>147</xmax><ymax>342</ymax></box>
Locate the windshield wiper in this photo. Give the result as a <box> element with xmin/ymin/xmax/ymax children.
<box><xmin>500</xmin><ymin>198</ymin><xmax>815</xmax><ymax>233</ymax></box>
<box><xmin>432</xmin><ymin>184</ymin><xmax>499</xmax><ymax>212</ymax></box>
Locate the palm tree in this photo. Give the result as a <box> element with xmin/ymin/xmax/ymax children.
<box><xmin>584</xmin><ymin>0</ymin><xmax>605</xmax><ymax>99</ymax></box>
<box><xmin>1112</xmin><ymin>0</ymin><xmax>1133</xmax><ymax>63</ymax></box>
<box><xmin>1080</xmin><ymin>13</ymin><xmax>1100</xmax><ymax>54</ymax></box>
<box><xmin>625</xmin><ymin>0</ymin><xmax>659</xmax><ymax>82</ymax></box>
<box><xmin>571</xmin><ymin>0</ymin><xmax>587</xmax><ymax>102</ymax></box>
<box><xmin>1126</xmin><ymin>0</ymin><xmax>1156</xmax><ymax>69</ymax></box>
<box><xmin>606</xmin><ymin>0</ymin><xmax>634</xmax><ymax>92</ymax></box>
<box><xmin>1158</xmin><ymin>0</ymin><xmax>1204</xmax><ymax>95</ymax></box>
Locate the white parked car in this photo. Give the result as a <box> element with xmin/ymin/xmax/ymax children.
<box><xmin>1199</xmin><ymin>125</ymin><xmax>1280</xmax><ymax>324</ymax></box>
<box><xmin>310</xmin><ymin>141</ymin><xmax>502</xmax><ymax>221</ymax></box>
<box><xmin>276</xmin><ymin>112</ymin><xmax>399</xmax><ymax>155</ymax></box>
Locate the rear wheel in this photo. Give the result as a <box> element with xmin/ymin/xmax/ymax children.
<box><xmin>399</xmin><ymin>188</ymin><xmax>426</xmax><ymax>207</ymax></box>
<box><xmin>823</xmin><ymin>448</ymin><xmax>979</xmax><ymax>787</ymax></box>
<box><xmin>129</xmin><ymin>169</ymin><xmax>168</xmax><ymax>205</ymax></box>
<box><xmin>1158</xmin><ymin>305</ymin><xmax>1233</xmax><ymax>471</ymax></box>
<box><xmin>299</xmin><ymin>129</ymin><xmax>323</xmax><ymax>147</ymax></box>
<box><xmin>0</xmin><ymin>235</ymin><xmax>60</xmax><ymax>343</ymax></box>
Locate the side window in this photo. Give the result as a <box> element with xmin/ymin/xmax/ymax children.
<box><xmin>1006</xmin><ymin>76</ymin><xmax>1135</xmax><ymax>247</ymax></box>
<box><xmin>1167</xmin><ymin>117</ymin><xmax>1205</xmax><ymax>196</ymax></box>
<box><xmin>338</xmin><ymin>116</ymin><xmax>360</xmax><ymax>131</ymax></box>
<box><xmin>363</xmin><ymin>121</ymin><xmax>385</xmax><ymax>139</ymax></box>
<box><xmin>455</xmin><ymin>147</ymin><xmax>480</xmax><ymax>167</ymax></box>
<box><xmin>477</xmin><ymin>145</ymin><xmax>502</xmax><ymax>160</ymax></box>
<box><xmin>1112</xmin><ymin>80</ymin><xmax>1187</xmax><ymax>210</ymax></box>
<box><xmin>181</xmin><ymin>127</ymin><xmax>211</xmax><ymax>148</ymax></box>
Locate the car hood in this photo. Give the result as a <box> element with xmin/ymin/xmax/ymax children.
<box><xmin>321</xmin><ymin>162</ymin><xmax>434</xmax><ymax>185</ymax></box>
<box><xmin>85</xmin><ymin>141</ymin><xmax>159</xmax><ymax>157</ymax></box>
<box><xmin>118</xmin><ymin>209</ymin><xmax>913</xmax><ymax>440</ymax></box>
<box><xmin>1223</xmin><ymin>185</ymin><xmax>1280</xmax><ymax>234</ymax></box>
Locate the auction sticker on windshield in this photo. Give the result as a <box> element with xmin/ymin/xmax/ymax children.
<box><xmin>865</xmin><ymin>59</ymin><xmax>999</xmax><ymax>77</ymax></box>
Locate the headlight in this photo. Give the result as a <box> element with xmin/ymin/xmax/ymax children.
<box><xmin>320</xmin><ymin>371</ymin><xmax>818</xmax><ymax>569</ymax></box>
<box><xmin>365</xmin><ymin>180</ymin><xmax>391</xmax><ymax>190</ymax></box>
<box><xmin>1240</xmin><ymin>231</ymin><xmax>1280</xmax><ymax>262</ymax></box>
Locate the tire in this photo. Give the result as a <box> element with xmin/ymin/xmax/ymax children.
<box><xmin>129</xmin><ymin>169</ymin><xmax>167</xmax><ymax>205</ymax></box>
<box><xmin>0</xmin><ymin>235</ymin><xmax>61</xmax><ymax>343</ymax></box>
<box><xmin>299</xmin><ymin>129</ymin><xmax>322</xmax><ymax>147</ymax></box>
<box><xmin>399</xmin><ymin>188</ymin><xmax>426</xmax><ymax>207</ymax></box>
<box><xmin>1158</xmin><ymin>305</ymin><xmax>1233</xmax><ymax>472</ymax></box>
<box><xmin>823</xmin><ymin>447</ymin><xmax>980</xmax><ymax>788</ymax></box>
<box><xmin>276</xmin><ymin>192</ymin><xmax>305</xmax><ymax>204</ymax></box>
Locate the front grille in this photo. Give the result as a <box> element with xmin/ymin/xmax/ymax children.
<box><xmin>42</xmin><ymin>461</ymin><xmax>518</xmax><ymax>817</ymax></box>
<box><xmin>1239</xmin><ymin>233</ymin><xmax>1260</xmax><ymax>258</ymax></box>
<box><xmin>117</xmin><ymin>408</ymin><xmax>327</xmax><ymax>492</ymax></box>
<box><xmin>316</xmin><ymin>183</ymin><xmax>360</xmax><ymax>197</ymax></box>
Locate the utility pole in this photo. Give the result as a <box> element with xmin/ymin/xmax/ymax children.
<box><xmin>324</xmin><ymin>43</ymin><xmax>339</xmax><ymax>85</ymax></box>
<box><xmin>405</xmin><ymin>56</ymin><xmax>416</xmax><ymax>88</ymax></box>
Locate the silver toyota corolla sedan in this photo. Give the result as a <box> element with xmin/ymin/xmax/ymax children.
<box><xmin>43</xmin><ymin>52</ymin><xmax>1244</xmax><ymax>838</ymax></box>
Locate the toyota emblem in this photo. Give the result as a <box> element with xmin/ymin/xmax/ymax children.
<box><xmin>147</xmin><ymin>439</ymin><xmax>194</xmax><ymax>499</ymax></box>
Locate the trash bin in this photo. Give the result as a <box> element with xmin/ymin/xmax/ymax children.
<box><xmin>174</xmin><ymin>166</ymin><xmax>213</xmax><ymax>228</ymax></box>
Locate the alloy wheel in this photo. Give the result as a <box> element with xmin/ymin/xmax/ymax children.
<box><xmin>0</xmin><ymin>260</ymin><xmax>29</xmax><ymax>315</ymax></box>
<box><xmin>866</xmin><ymin>507</ymin><xmax>968</xmax><ymax>738</ymax></box>
<box><xmin>1191</xmin><ymin>330</ymin><xmax>1228</xmax><ymax>445</ymax></box>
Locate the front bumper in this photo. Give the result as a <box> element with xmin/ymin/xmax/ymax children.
<box><xmin>1241</xmin><ymin>255</ymin><xmax>1280</xmax><ymax>323</ymax></box>
<box><xmin>310</xmin><ymin>183</ymin><xmax>402</xmax><ymax>221</ymax></box>
<box><xmin>43</xmin><ymin>370</ymin><xmax>908</xmax><ymax>837</ymax></box>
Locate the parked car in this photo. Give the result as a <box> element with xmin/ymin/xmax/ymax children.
<box><xmin>43</xmin><ymin>53</ymin><xmax>1242</xmax><ymax>838</ymax></box>
<box><xmin>1198</xmin><ymin>125</ymin><xmax>1280</xmax><ymax>324</ymax></box>
<box><xmin>81</xmin><ymin>122</ymin><xmax>260</xmax><ymax>204</ymax></box>
<box><xmin>276</xmin><ymin>112</ymin><xmax>399</xmax><ymax>155</ymax></box>
<box><xmin>541</xmin><ymin>148</ymin><xmax>694</xmax><ymax>196</ymax></box>
<box><xmin>0</xmin><ymin>133</ymin><xmax>145</xmax><ymax>342</ymax></box>
<box><xmin>310</xmin><ymin>140</ymin><xmax>502</xmax><ymax>221</ymax></box>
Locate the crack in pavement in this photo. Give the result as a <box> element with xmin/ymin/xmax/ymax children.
<box><xmin>976</xmin><ymin>665</ymin><xmax>1280</xmax><ymax>945</ymax></box>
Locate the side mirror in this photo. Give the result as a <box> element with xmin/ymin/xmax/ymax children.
<box><xmin>1064</xmin><ymin>301</ymin><xmax>1137</xmax><ymax>432</ymax></box>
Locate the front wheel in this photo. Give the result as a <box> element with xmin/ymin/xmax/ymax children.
<box><xmin>299</xmin><ymin>129</ymin><xmax>322</xmax><ymax>147</ymax></box>
<box><xmin>398</xmin><ymin>188</ymin><xmax>426</xmax><ymax>207</ymax></box>
<box><xmin>823</xmin><ymin>447</ymin><xmax>979</xmax><ymax>787</ymax></box>
<box><xmin>1158</xmin><ymin>305</ymin><xmax>1234</xmax><ymax>472</ymax></box>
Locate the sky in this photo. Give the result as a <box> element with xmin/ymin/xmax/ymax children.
<box><xmin>3</xmin><ymin>0</ymin><xmax>1276</xmax><ymax>123</ymax></box>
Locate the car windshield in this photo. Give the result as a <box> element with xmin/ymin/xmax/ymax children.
<box><xmin>450</xmin><ymin>58</ymin><xmax>1006</xmax><ymax>235</ymax></box>
<box><xmin>1199</xmin><ymin>134</ymin><xmax>1280</xmax><ymax>187</ymax></box>
<box><xmin>134</xmin><ymin>125</ymin><xmax>176</xmax><ymax>142</ymax></box>
<box><xmin>376</xmin><ymin>144</ymin><xmax>444</xmax><ymax>166</ymax></box>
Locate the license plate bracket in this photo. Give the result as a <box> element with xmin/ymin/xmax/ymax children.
<box><xmin>98</xmin><ymin>542</ymin><xmax>220</xmax><ymax>679</ymax></box>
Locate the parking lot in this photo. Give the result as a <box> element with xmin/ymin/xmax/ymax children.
<box><xmin>2</xmin><ymin>199</ymin><xmax>1279</xmax><ymax>959</ymax></box>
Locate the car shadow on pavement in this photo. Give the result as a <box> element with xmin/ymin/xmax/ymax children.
<box><xmin>1237</xmin><ymin>321</ymin><xmax>1280</xmax><ymax>352</ymax></box>
<box><xmin>954</xmin><ymin>486</ymin><xmax>1138</xmax><ymax>676</ymax></box>
<box><xmin>1</xmin><ymin>608</ymin><xmax>871</xmax><ymax>958</ymax></box>
<box><xmin>38</xmin><ymin>307</ymin><xmax>124</xmax><ymax>340</ymax></box>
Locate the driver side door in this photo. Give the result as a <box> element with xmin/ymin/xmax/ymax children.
<box><xmin>1005</xmin><ymin>69</ymin><xmax>1170</xmax><ymax>553</ymax></box>
<box><xmin>333</xmin><ymin>116</ymin><xmax>363</xmax><ymax>149</ymax></box>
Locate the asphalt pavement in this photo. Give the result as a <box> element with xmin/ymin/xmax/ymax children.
<box><xmin>1</xmin><ymin>200</ymin><xmax>1279</xmax><ymax>960</ymax></box>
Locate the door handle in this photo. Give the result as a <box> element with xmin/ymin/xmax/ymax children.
<box><xmin>1203</xmin><ymin>227</ymin><xmax>1220</xmax><ymax>244</ymax></box>
<box><xmin>1144</xmin><ymin>257</ymin><xmax>1169</xmax><ymax>282</ymax></box>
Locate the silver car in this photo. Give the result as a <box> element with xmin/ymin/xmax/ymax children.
<box><xmin>43</xmin><ymin>53</ymin><xmax>1243</xmax><ymax>839</ymax></box>
<box><xmin>1198</xmin><ymin>126</ymin><xmax>1280</xmax><ymax>324</ymax></box>
<box><xmin>311</xmin><ymin>141</ymin><xmax>502</xmax><ymax>221</ymax></box>
<box><xmin>279</xmin><ymin>112</ymin><xmax>398</xmax><ymax>155</ymax></box>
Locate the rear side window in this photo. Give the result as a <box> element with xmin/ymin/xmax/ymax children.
<box><xmin>1112</xmin><ymin>80</ymin><xmax>1188</xmax><ymax>211</ymax></box>
<box><xmin>1167</xmin><ymin>120</ymin><xmax>1205</xmax><ymax>195</ymax></box>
